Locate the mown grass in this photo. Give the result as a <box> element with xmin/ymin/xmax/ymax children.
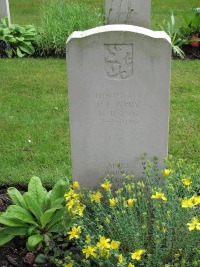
<box><xmin>0</xmin><ymin>59</ymin><xmax>199</xmax><ymax>185</ymax></box>
<box><xmin>1</xmin><ymin>0</ymin><xmax>199</xmax><ymax>185</ymax></box>
<box><xmin>0</xmin><ymin>59</ymin><xmax>71</xmax><ymax>185</ymax></box>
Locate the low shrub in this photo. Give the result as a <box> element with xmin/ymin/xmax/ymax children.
<box><xmin>0</xmin><ymin>17</ymin><xmax>37</xmax><ymax>58</ymax></box>
<box><xmin>63</xmin><ymin>157</ymin><xmax>200</xmax><ymax>267</ymax></box>
<box><xmin>0</xmin><ymin>176</ymin><xmax>72</xmax><ymax>251</ymax></box>
<box><xmin>159</xmin><ymin>8</ymin><xmax>200</xmax><ymax>59</ymax></box>
<box><xmin>36</xmin><ymin>0</ymin><xmax>104</xmax><ymax>57</ymax></box>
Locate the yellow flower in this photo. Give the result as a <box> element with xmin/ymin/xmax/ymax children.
<box><xmin>193</xmin><ymin>195</ymin><xmax>200</xmax><ymax>206</ymax></box>
<box><xmin>128</xmin><ymin>264</ymin><xmax>135</xmax><ymax>267</ymax></box>
<box><xmin>82</xmin><ymin>245</ymin><xmax>97</xmax><ymax>259</ymax></box>
<box><xmin>182</xmin><ymin>178</ymin><xmax>192</xmax><ymax>187</ymax></box>
<box><xmin>67</xmin><ymin>226</ymin><xmax>81</xmax><ymax>240</ymax></box>
<box><xmin>66</xmin><ymin>199</ymin><xmax>75</xmax><ymax>210</ymax></box>
<box><xmin>109</xmin><ymin>198</ymin><xmax>117</xmax><ymax>207</ymax></box>
<box><xmin>118</xmin><ymin>254</ymin><xmax>123</xmax><ymax>263</ymax></box>
<box><xmin>73</xmin><ymin>181</ymin><xmax>80</xmax><ymax>189</ymax></box>
<box><xmin>100</xmin><ymin>249</ymin><xmax>110</xmax><ymax>259</ymax></box>
<box><xmin>101</xmin><ymin>180</ymin><xmax>111</xmax><ymax>191</ymax></box>
<box><xmin>96</xmin><ymin>236</ymin><xmax>111</xmax><ymax>249</ymax></box>
<box><xmin>85</xmin><ymin>235</ymin><xmax>91</xmax><ymax>243</ymax></box>
<box><xmin>64</xmin><ymin>264</ymin><xmax>73</xmax><ymax>267</ymax></box>
<box><xmin>187</xmin><ymin>217</ymin><xmax>200</xmax><ymax>231</ymax></box>
<box><xmin>110</xmin><ymin>240</ymin><xmax>120</xmax><ymax>250</ymax></box>
<box><xmin>131</xmin><ymin>249</ymin><xmax>145</xmax><ymax>261</ymax></box>
<box><xmin>127</xmin><ymin>198</ymin><xmax>135</xmax><ymax>208</ymax></box>
<box><xmin>164</xmin><ymin>169</ymin><xmax>171</xmax><ymax>177</ymax></box>
<box><xmin>181</xmin><ymin>198</ymin><xmax>194</xmax><ymax>208</ymax></box>
<box><xmin>151</xmin><ymin>192</ymin><xmax>167</xmax><ymax>201</ymax></box>
<box><xmin>64</xmin><ymin>189</ymin><xmax>75</xmax><ymax>201</ymax></box>
<box><xmin>89</xmin><ymin>191</ymin><xmax>102</xmax><ymax>203</ymax></box>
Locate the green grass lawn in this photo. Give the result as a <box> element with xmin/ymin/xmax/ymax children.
<box><xmin>0</xmin><ymin>0</ymin><xmax>199</xmax><ymax>186</ymax></box>
<box><xmin>9</xmin><ymin>0</ymin><xmax>200</xmax><ymax>27</ymax></box>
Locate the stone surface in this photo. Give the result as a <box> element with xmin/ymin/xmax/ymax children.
<box><xmin>66</xmin><ymin>25</ymin><xmax>171</xmax><ymax>189</ymax></box>
<box><xmin>0</xmin><ymin>0</ymin><xmax>11</xmax><ymax>25</ymax></box>
<box><xmin>105</xmin><ymin>0</ymin><xmax>151</xmax><ymax>28</ymax></box>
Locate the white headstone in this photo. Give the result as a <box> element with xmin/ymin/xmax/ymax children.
<box><xmin>106</xmin><ymin>0</ymin><xmax>151</xmax><ymax>28</ymax></box>
<box><xmin>0</xmin><ymin>0</ymin><xmax>11</xmax><ymax>25</ymax></box>
<box><xmin>66</xmin><ymin>25</ymin><xmax>171</xmax><ymax>189</ymax></box>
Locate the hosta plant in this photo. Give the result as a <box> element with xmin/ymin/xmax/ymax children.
<box><xmin>0</xmin><ymin>17</ymin><xmax>37</xmax><ymax>58</ymax></box>
<box><xmin>0</xmin><ymin>176</ymin><xmax>72</xmax><ymax>251</ymax></box>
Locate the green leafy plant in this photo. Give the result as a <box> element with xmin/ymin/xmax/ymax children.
<box><xmin>0</xmin><ymin>17</ymin><xmax>37</xmax><ymax>58</ymax></box>
<box><xmin>0</xmin><ymin>176</ymin><xmax>72</xmax><ymax>251</ymax></box>
<box><xmin>62</xmin><ymin>157</ymin><xmax>200</xmax><ymax>267</ymax></box>
<box><xmin>159</xmin><ymin>13</ymin><xmax>188</xmax><ymax>59</ymax></box>
<box><xmin>36</xmin><ymin>0</ymin><xmax>103</xmax><ymax>57</ymax></box>
<box><xmin>181</xmin><ymin>8</ymin><xmax>200</xmax><ymax>47</ymax></box>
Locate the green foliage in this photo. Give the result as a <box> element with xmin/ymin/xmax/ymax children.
<box><xmin>36</xmin><ymin>0</ymin><xmax>103</xmax><ymax>56</ymax></box>
<box><xmin>182</xmin><ymin>8</ymin><xmax>200</xmax><ymax>36</ymax></box>
<box><xmin>0</xmin><ymin>176</ymin><xmax>72</xmax><ymax>250</ymax></box>
<box><xmin>159</xmin><ymin>13</ymin><xmax>188</xmax><ymax>59</ymax></box>
<box><xmin>159</xmin><ymin>9</ymin><xmax>200</xmax><ymax>58</ymax></box>
<box><xmin>63</xmin><ymin>158</ymin><xmax>200</xmax><ymax>266</ymax></box>
<box><xmin>0</xmin><ymin>17</ymin><xmax>37</xmax><ymax>58</ymax></box>
<box><xmin>180</xmin><ymin>8</ymin><xmax>200</xmax><ymax>46</ymax></box>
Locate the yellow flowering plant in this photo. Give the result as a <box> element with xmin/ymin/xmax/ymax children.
<box><xmin>60</xmin><ymin>157</ymin><xmax>199</xmax><ymax>267</ymax></box>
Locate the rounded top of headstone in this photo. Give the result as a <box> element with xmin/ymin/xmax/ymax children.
<box><xmin>66</xmin><ymin>25</ymin><xmax>171</xmax><ymax>45</ymax></box>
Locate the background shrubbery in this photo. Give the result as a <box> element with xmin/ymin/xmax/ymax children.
<box><xmin>36</xmin><ymin>0</ymin><xmax>103</xmax><ymax>57</ymax></box>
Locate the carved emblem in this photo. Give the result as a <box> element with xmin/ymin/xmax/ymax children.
<box><xmin>104</xmin><ymin>44</ymin><xmax>133</xmax><ymax>80</ymax></box>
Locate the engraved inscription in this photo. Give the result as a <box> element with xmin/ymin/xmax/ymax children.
<box><xmin>101</xmin><ymin>162</ymin><xmax>134</xmax><ymax>186</ymax></box>
<box><xmin>104</xmin><ymin>44</ymin><xmax>133</xmax><ymax>80</ymax></box>
<box><xmin>96</xmin><ymin>92</ymin><xmax>140</xmax><ymax>126</ymax></box>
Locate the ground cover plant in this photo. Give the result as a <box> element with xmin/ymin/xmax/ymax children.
<box><xmin>63</xmin><ymin>157</ymin><xmax>200</xmax><ymax>267</ymax></box>
<box><xmin>0</xmin><ymin>17</ymin><xmax>37</xmax><ymax>58</ymax></box>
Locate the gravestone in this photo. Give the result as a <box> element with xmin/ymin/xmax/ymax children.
<box><xmin>0</xmin><ymin>0</ymin><xmax>11</xmax><ymax>25</ymax></box>
<box><xmin>66</xmin><ymin>25</ymin><xmax>171</xmax><ymax>189</ymax></box>
<box><xmin>105</xmin><ymin>0</ymin><xmax>151</xmax><ymax>28</ymax></box>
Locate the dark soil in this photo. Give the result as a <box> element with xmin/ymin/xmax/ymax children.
<box><xmin>0</xmin><ymin>188</ymin><xmax>57</xmax><ymax>267</ymax></box>
<box><xmin>181</xmin><ymin>44</ymin><xmax>200</xmax><ymax>60</ymax></box>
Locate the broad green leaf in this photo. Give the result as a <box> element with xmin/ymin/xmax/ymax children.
<box><xmin>1</xmin><ymin>17</ymin><xmax>9</xmax><ymax>27</ymax></box>
<box><xmin>51</xmin><ymin>198</ymin><xmax>63</xmax><ymax>209</ymax></box>
<box><xmin>0</xmin><ymin>215</ymin><xmax>27</xmax><ymax>227</ymax></box>
<box><xmin>16</xmin><ymin>47</ymin><xmax>25</xmax><ymax>58</ymax></box>
<box><xmin>0</xmin><ymin>229</ymin><xmax>14</xmax><ymax>246</ymax></box>
<box><xmin>27</xmin><ymin>234</ymin><xmax>43</xmax><ymax>249</ymax></box>
<box><xmin>24</xmin><ymin>192</ymin><xmax>42</xmax><ymax>222</ymax></box>
<box><xmin>27</xmin><ymin>176</ymin><xmax>47</xmax><ymax>211</ymax></box>
<box><xmin>16</xmin><ymin>36</ymin><xmax>24</xmax><ymax>42</ymax></box>
<box><xmin>47</xmin><ymin>207</ymin><xmax>68</xmax><ymax>232</ymax></box>
<box><xmin>51</xmin><ymin>179</ymin><xmax>70</xmax><ymax>207</ymax></box>
<box><xmin>44</xmin><ymin>190</ymin><xmax>52</xmax><ymax>210</ymax></box>
<box><xmin>7</xmin><ymin>187</ymin><xmax>28</xmax><ymax>209</ymax></box>
<box><xmin>6</xmin><ymin>205</ymin><xmax>37</xmax><ymax>225</ymax></box>
<box><xmin>18</xmin><ymin>41</ymin><xmax>35</xmax><ymax>55</ymax></box>
<box><xmin>28</xmin><ymin>225</ymin><xmax>38</xmax><ymax>235</ymax></box>
<box><xmin>40</xmin><ymin>208</ymin><xmax>58</xmax><ymax>229</ymax></box>
<box><xmin>4</xmin><ymin>226</ymin><xmax>29</xmax><ymax>236</ymax></box>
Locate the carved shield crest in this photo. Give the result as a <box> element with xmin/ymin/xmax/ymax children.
<box><xmin>104</xmin><ymin>44</ymin><xmax>133</xmax><ymax>80</ymax></box>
